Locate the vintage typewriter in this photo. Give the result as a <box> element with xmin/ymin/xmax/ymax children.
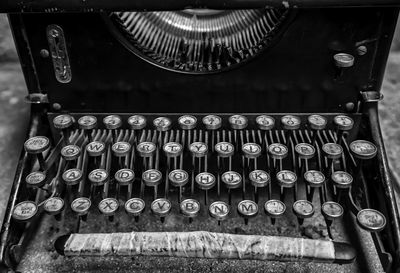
<box><xmin>0</xmin><ymin>0</ymin><xmax>400</xmax><ymax>272</ymax></box>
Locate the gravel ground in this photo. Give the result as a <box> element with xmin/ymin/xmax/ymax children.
<box><xmin>0</xmin><ymin>14</ymin><xmax>399</xmax><ymax>273</ymax></box>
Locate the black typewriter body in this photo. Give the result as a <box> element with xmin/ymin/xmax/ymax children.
<box><xmin>0</xmin><ymin>1</ymin><xmax>400</xmax><ymax>272</ymax></box>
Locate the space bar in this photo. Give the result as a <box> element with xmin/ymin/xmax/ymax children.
<box><xmin>55</xmin><ymin>231</ymin><xmax>356</xmax><ymax>264</ymax></box>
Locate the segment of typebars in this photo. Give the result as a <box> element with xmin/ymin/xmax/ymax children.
<box><xmin>13</xmin><ymin>114</ymin><xmax>387</xmax><ymax>240</ymax></box>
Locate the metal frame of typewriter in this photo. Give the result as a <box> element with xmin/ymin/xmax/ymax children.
<box><xmin>1</xmin><ymin>1</ymin><xmax>400</xmax><ymax>272</ymax></box>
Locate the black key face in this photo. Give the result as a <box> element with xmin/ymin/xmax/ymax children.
<box><xmin>62</xmin><ymin>168</ymin><xmax>83</xmax><ymax>186</ymax></box>
<box><xmin>24</xmin><ymin>136</ymin><xmax>50</xmax><ymax>154</ymax></box>
<box><xmin>103</xmin><ymin>115</ymin><xmax>122</xmax><ymax>129</ymax></box>
<box><xmin>195</xmin><ymin>172</ymin><xmax>216</xmax><ymax>190</ymax></box>
<box><xmin>215</xmin><ymin>142</ymin><xmax>234</xmax><ymax>158</ymax></box>
<box><xmin>25</xmin><ymin>171</ymin><xmax>46</xmax><ymax>188</ymax></box>
<box><xmin>98</xmin><ymin>198</ymin><xmax>119</xmax><ymax>216</ymax></box>
<box><xmin>209</xmin><ymin>201</ymin><xmax>230</xmax><ymax>221</ymax></box>
<box><xmin>12</xmin><ymin>201</ymin><xmax>38</xmax><ymax>222</ymax></box>
<box><xmin>163</xmin><ymin>142</ymin><xmax>183</xmax><ymax>157</ymax></box>
<box><xmin>53</xmin><ymin>114</ymin><xmax>74</xmax><ymax>129</ymax></box>
<box><xmin>61</xmin><ymin>145</ymin><xmax>81</xmax><ymax>160</ymax></box>
<box><xmin>88</xmin><ymin>169</ymin><xmax>109</xmax><ymax>186</ymax></box>
<box><xmin>115</xmin><ymin>169</ymin><xmax>135</xmax><ymax>185</ymax></box>
<box><xmin>180</xmin><ymin>199</ymin><xmax>200</xmax><ymax>218</ymax></box>
<box><xmin>350</xmin><ymin>140</ymin><xmax>377</xmax><ymax>160</ymax></box>
<box><xmin>321</xmin><ymin>201</ymin><xmax>343</xmax><ymax>220</ymax></box>
<box><xmin>125</xmin><ymin>198</ymin><xmax>145</xmax><ymax>216</ymax></box>
<box><xmin>242</xmin><ymin>143</ymin><xmax>262</xmax><ymax>158</ymax></box>
<box><xmin>128</xmin><ymin>115</ymin><xmax>146</xmax><ymax>130</ymax></box>
<box><xmin>237</xmin><ymin>200</ymin><xmax>258</xmax><ymax>218</ymax></box>
<box><xmin>86</xmin><ymin>141</ymin><xmax>106</xmax><ymax>157</ymax></box>
<box><xmin>357</xmin><ymin>209</ymin><xmax>386</xmax><ymax>232</ymax></box>
<box><xmin>189</xmin><ymin>142</ymin><xmax>208</xmax><ymax>157</ymax></box>
<box><xmin>307</xmin><ymin>115</ymin><xmax>327</xmax><ymax>130</ymax></box>
<box><xmin>202</xmin><ymin>115</ymin><xmax>222</xmax><ymax>130</ymax></box>
<box><xmin>221</xmin><ymin>171</ymin><xmax>242</xmax><ymax>189</ymax></box>
<box><xmin>304</xmin><ymin>170</ymin><xmax>325</xmax><ymax>187</ymax></box>
<box><xmin>178</xmin><ymin>115</ymin><xmax>197</xmax><ymax>130</ymax></box>
<box><xmin>256</xmin><ymin>115</ymin><xmax>275</xmax><ymax>130</ymax></box>
<box><xmin>78</xmin><ymin>115</ymin><xmax>97</xmax><ymax>130</ymax></box>
<box><xmin>169</xmin><ymin>170</ymin><xmax>189</xmax><ymax>187</ymax></box>
<box><xmin>71</xmin><ymin>197</ymin><xmax>91</xmax><ymax>215</ymax></box>
<box><xmin>331</xmin><ymin>171</ymin><xmax>353</xmax><ymax>189</ymax></box>
<box><xmin>137</xmin><ymin>142</ymin><xmax>156</xmax><ymax>157</ymax></box>
<box><xmin>153</xmin><ymin>117</ymin><xmax>171</xmax><ymax>131</ymax></box>
<box><xmin>151</xmin><ymin>198</ymin><xmax>171</xmax><ymax>217</ymax></box>
<box><xmin>44</xmin><ymin>197</ymin><xmax>64</xmax><ymax>215</ymax></box>
<box><xmin>264</xmin><ymin>200</ymin><xmax>286</xmax><ymax>217</ymax></box>
<box><xmin>229</xmin><ymin>115</ymin><xmax>248</xmax><ymax>130</ymax></box>
<box><xmin>249</xmin><ymin>170</ymin><xmax>270</xmax><ymax>188</ymax></box>
<box><xmin>142</xmin><ymin>169</ymin><xmax>162</xmax><ymax>186</ymax></box>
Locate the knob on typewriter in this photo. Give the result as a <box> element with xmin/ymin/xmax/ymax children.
<box><xmin>78</xmin><ymin>115</ymin><xmax>97</xmax><ymax>141</ymax></box>
<box><xmin>268</xmin><ymin>143</ymin><xmax>288</xmax><ymax>160</ymax></box>
<box><xmin>276</xmin><ymin>170</ymin><xmax>297</xmax><ymax>201</ymax></box>
<box><xmin>180</xmin><ymin>199</ymin><xmax>200</xmax><ymax>223</ymax></box>
<box><xmin>222</xmin><ymin>171</ymin><xmax>242</xmax><ymax>205</ymax></box>
<box><xmin>53</xmin><ymin>114</ymin><xmax>74</xmax><ymax>145</ymax></box>
<box><xmin>142</xmin><ymin>169</ymin><xmax>162</xmax><ymax>200</ymax></box>
<box><xmin>114</xmin><ymin>168</ymin><xmax>135</xmax><ymax>186</ymax></box>
<box><xmin>103</xmin><ymin>115</ymin><xmax>122</xmax><ymax>130</ymax></box>
<box><xmin>209</xmin><ymin>201</ymin><xmax>230</xmax><ymax>226</ymax></box>
<box><xmin>237</xmin><ymin>200</ymin><xmax>258</xmax><ymax>225</ymax></box>
<box><xmin>62</xmin><ymin>168</ymin><xmax>83</xmax><ymax>186</ymax></box>
<box><xmin>178</xmin><ymin>115</ymin><xmax>197</xmax><ymax>130</ymax></box>
<box><xmin>128</xmin><ymin>115</ymin><xmax>146</xmax><ymax>130</ymax></box>
<box><xmin>86</xmin><ymin>141</ymin><xmax>106</xmax><ymax>157</ymax></box>
<box><xmin>242</xmin><ymin>143</ymin><xmax>262</xmax><ymax>159</ymax></box>
<box><xmin>331</xmin><ymin>171</ymin><xmax>353</xmax><ymax>189</ymax></box>
<box><xmin>195</xmin><ymin>172</ymin><xmax>216</xmax><ymax>205</ymax></box>
<box><xmin>202</xmin><ymin>115</ymin><xmax>222</xmax><ymax>130</ymax></box>
<box><xmin>98</xmin><ymin>198</ymin><xmax>119</xmax><ymax>221</ymax></box>
<box><xmin>281</xmin><ymin>115</ymin><xmax>301</xmax><ymax>130</ymax></box>
<box><xmin>249</xmin><ymin>170</ymin><xmax>270</xmax><ymax>203</ymax></box>
<box><xmin>304</xmin><ymin>170</ymin><xmax>325</xmax><ymax>201</ymax></box>
<box><xmin>125</xmin><ymin>198</ymin><xmax>145</xmax><ymax>222</ymax></box>
<box><xmin>43</xmin><ymin>197</ymin><xmax>65</xmax><ymax>220</ymax></box>
<box><xmin>137</xmin><ymin>142</ymin><xmax>156</xmax><ymax>158</ymax></box>
<box><xmin>12</xmin><ymin>201</ymin><xmax>38</xmax><ymax>222</ymax></box>
<box><xmin>321</xmin><ymin>201</ymin><xmax>344</xmax><ymax>238</ymax></box>
<box><xmin>357</xmin><ymin>208</ymin><xmax>386</xmax><ymax>232</ymax></box>
<box><xmin>215</xmin><ymin>142</ymin><xmax>235</xmax><ymax>158</ymax></box>
<box><xmin>169</xmin><ymin>169</ymin><xmax>189</xmax><ymax>203</ymax></box>
<box><xmin>264</xmin><ymin>199</ymin><xmax>286</xmax><ymax>225</ymax></box>
<box><xmin>333</xmin><ymin>115</ymin><xmax>354</xmax><ymax>144</ymax></box>
<box><xmin>153</xmin><ymin>117</ymin><xmax>172</xmax><ymax>132</ymax></box>
<box><xmin>112</xmin><ymin>141</ymin><xmax>131</xmax><ymax>157</ymax></box>
<box><xmin>256</xmin><ymin>115</ymin><xmax>275</xmax><ymax>130</ymax></box>
<box><xmin>24</xmin><ymin>136</ymin><xmax>50</xmax><ymax>171</ymax></box>
<box><xmin>322</xmin><ymin>143</ymin><xmax>343</xmax><ymax>176</ymax></box>
<box><xmin>163</xmin><ymin>142</ymin><xmax>183</xmax><ymax>158</ymax></box>
<box><xmin>88</xmin><ymin>169</ymin><xmax>109</xmax><ymax>186</ymax></box>
<box><xmin>292</xmin><ymin>200</ymin><xmax>315</xmax><ymax>225</ymax></box>
<box><xmin>295</xmin><ymin>143</ymin><xmax>315</xmax><ymax>160</ymax></box>
<box><xmin>349</xmin><ymin>140</ymin><xmax>377</xmax><ymax>160</ymax></box>
<box><xmin>71</xmin><ymin>197</ymin><xmax>91</xmax><ymax>217</ymax></box>
<box><xmin>25</xmin><ymin>171</ymin><xmax>46</xmax><ymax>188</ymax></box>
<box><xmin>61</xmin><ymin>144</ymin><xmax>81</xmax><ymax>161</ymax></box>
<box><xmin>151</xmin><ymin>198</ymin><xmax>171</xmax><ymax>223</ymax></box>
<box><xmin>307</xmin><ymin>114</ymin><xmax>327</xmax><ymax>131</ymax></box>
<box><xmin>189</xmin><ymin>142</ymin><xmax>208</xmax><ymax>158</ymax></box>
<box><xmin>229</xmin><ymin>114</ymin><xmax>248</xmax><ymax>130</ymax></box>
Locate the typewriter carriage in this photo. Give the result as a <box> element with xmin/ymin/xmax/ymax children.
<box><xmin>0</xmin><ymin>2</ymin><xmax>400</xmax><ymax>272</ymax></box>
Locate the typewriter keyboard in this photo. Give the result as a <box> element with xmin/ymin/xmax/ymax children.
<box><xmin>13</xmin><ymin>113</ymin><xmax>387</xmax><ymax>263</ymax></box>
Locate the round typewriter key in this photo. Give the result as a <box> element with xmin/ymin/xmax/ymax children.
<box><xmin>295</xmin><ymin>143</ymin><xmax>315</xmax><ymax>159</ymax></box>
<box><xmin>264</xmin><ymin>200</ymin><xmax>286</xmax><ymax>218</ymax></box>
<box><xmin>249</xmin><ymin>170</ymin><xmax>270</xmax><ymax>188</ymax></box>
<box><xmin>115</xmin><ymin>168</ymin><xmax>135</xmax><ymax>186</ymax></box>
<box><xmin>169</xmin><ymin>169</ymin><xmax>189</xmax><ymax>187</ymax></box>
<box><xmin>293</xmin><ymin>200</ymin><xmax>315</xmax><ymax>224</ymax></box>
<box><xmin>202</xmin><ymin>115</ymin><xmax>222</xmax><ymax>130</ymax></box>
<box><xmin>307</xmin><ymin>114</ymin><xmax>327</xmax><ymax>130</ymax></box>
<box><xmin>98</xmin><ymin>198</ymin><xmax>119</xmax><ymax>217</ymax></box>
<box><xmin>153</xmin><ymin>117</ymin><xmax>172</xmax><ymax>131</ymax></box>
<box><xmin>357</xmin><ymin>209</ymin><xmax>386</xmax><ymax>232</ymax></box>
<box><xmin>180</xmin><ymin>199</ymin><xmax>200</xmax><ymax>221</ymax></box>
<box><xmin>321</xmin><ymin>201</ymin><xmax>344</xmax><ymax>221</ymax></box>
<box><xmin>178</xmin><ymin>115</ymin><xmax>197</xmax><ymax>130</ymax></box>
<box><xmin>61</xmin><ymin>144</ymin><xmax>81</xmax><ymax>161</ymax></box>
<box><xmin>163</xmin><ymin>142</ymin><xmax>183</xmax><ymax>158</ymax></box>
<box><xmin>24</xmin><ymin>136</ymin><xmax>50</xmax><ymax>154</ymax></box>
<box><xmin>189</xmin><ymin>142</ymin><xmax>208</xmax><ymax>158</ymax></box>
<box><xmin>112</xmin><ymin>141</ymin><xmax>131</xmax><ymax>157</ymax></box>
<box><xmin>195</xmin><ymin>172</ymin><xmax>216</xmax><ymax>205</ymax></box>
<box><xmin>209</xmin><ymin>201</ymin><xmax>230</xmax><ymax>224</ymax></box>
<box><xmin>71</xmin><ymin>197</ymin><xmax>91</xmax><ymax>216</ymax></box>
<box><xmin>142</xmin><ymin>169</ymin><xmax>162</xmax><ymax>187</ymax></box>
<box><xmin>125</xmin><ymin>198</ymin><xmax>145</xmax><ymax>218</ymax></box>
<box><xmin>242</xmin><ymin>143</ymin><xmax>262</xmax><ymax>159</ymax></box>
<box><xmin>43</xmin><ymin>197</ymin><xmax>65</xmax><ymax>216</ymax></box>
<box><xmin>331</xmin><ymin>171</ymin><xmax>353</xmax><ymax>189</ymax></box>
<box><xmin>12</xmin><ymin>201</ymin><xmax>38</xmax><ymax>222</ymax></box>
<box><xmin>281</xmin><ymin>115</ymin><xmax>301</xmax><ymax>130</ymax></box>
<box><xmin>304</xmin><ymin>170</ymin><xmax>325</xmax><ymax>187</ymax></box>
<box><xmin>350</xmin><ymin>140</ymin><xmax>377</xmax><ymax>160</ymax></box>
<box><xmin>151</xmin><ymin>198</ymin><xmax>172</xmax><ymax>222</ymax></box>
<box><xmin>256</xmin><ymin>115</ymin><xmax>275</xmax><ymax>130</ymax></box>
<box><xmin>276</xmin><ymin>170</ymin><xmax>297</xmax><ymax>188</ymax></box>
<box><xmin>128</xmin><ymin>115</ymin><xmax>146</xmax><ymax>130</ymax></box>
<box><xmin>229</xmin><ymin>114</ymin><xmax>248</xmax><ymax>130</ymax></box>
<box><xmin>221</xmin><ymin>171</ymin><xmax>242</xmax><ymax>189</ymax></box>
<box><xmin>62</xmin><ymin>168</ymin><xmax>82</xmax><ymax>186</ymax></box>
<box><xmin>215</xmin><ymin>142</ymin><xmax>234</xmax><ymax>158</ymax></box>
<box><xmin>333</xmin><ymin>115</ymin><xmax>354</xmax><ymax>131</ymax></box>
<box><xmin>333</xmin><ymin>53</ymin><xmax>354</xmax><ymax>68</ymax></box>
<box><xmin>53</xmin><ymin>114</ymin><xmax>74</xmax><ymax>129</ymax></box>
<box><xmin>237</xmin><ymin>200</ymin><xmax>258</xmax><ymax>225</ymax></box>
<box><xmin>322</xmin><ymin>143</ymin><xmax>343</xmax><ymax>159</ymax></box>
<box><xmin>103</xmin><ymin>115</ymin><xmax>122</xmax><ymax>130</ymax></box>
<box><xmin>78</xmin><ymin>115</ymin><xmax>97</xmax><ymax>130</ymax></box>
<box><xmin>137</xmin><ymin>141</ymin><xmax>156</xmax><ymax>157</ymax></box>
<box><xmin>88</xmin><ymin>169</ymin><xmax>109</xmax><ymax>186</ymax></box>
<box><xmin>268</xmin><ymin>143</ymin><xmax>288</xmax><ymax>160</ymax></box>
<box><xmin>25</xmin><ymin>171</ymin><xmax>46</xmax><ymax>188</ymax></box>
<box><xmin>86</xmin><ymin>141</ymin><xmax>106</xmax><ymax>157</ymax></box>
